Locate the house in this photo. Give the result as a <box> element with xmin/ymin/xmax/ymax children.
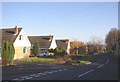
<box><xmin>28</xmin><ymin>35</ymin><xmax>57</xmax><ymax>56</ymax></box>
<box><xmin>1</xmin><ymin>26</ymin><xmax>31</xmax><ymax>59</ymax></box>
<box><xmin>56</xmin><ymin>39</ymin><xmax>70</xmax><ymax>54</ymax></box>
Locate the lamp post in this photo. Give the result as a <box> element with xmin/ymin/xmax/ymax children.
<box><xmin>76</xmin><ymin>46</ymin><xmax>78</xmax><ymax>55</ymax></box>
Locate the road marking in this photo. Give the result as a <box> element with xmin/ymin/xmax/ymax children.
<box><xmin>30</xmin><ymin>74</ymin><xmax>37</xmax><ymax>76</ymax></box>
<box><xmin>13</xmin><ymin>78</ymin><xmax>19</xmax><ymax>80</ymax></box>
<box><xmin>25</xmin><ymin>76</ymin><xmax>33</xmax><ymax>79</ymax></box>
<box><xmin>47</xmin><ymin>71</ymin><xmax>53</xmax><ymax>74</ymax></box>
<box><xmin>78</xmin><ymin>69</ymin><xmax>94</xmax><ymax>77</ymax></box>
<box><xmin>12</xmin><ymin>68</ymin><xmax>68</xmax><ymax>81</ymax></box>
<box><xmin>54</xmin><ymin>70</ymin><xmax>58</xmax><ymax>72</ymax></box>
<box><xmin>21</xmin><ymin>76</ymin><xmax>29</xmax><ymax>78</ymax></box>
<box><xmin>63</xmin><ymin>69</ymin><xmax>67</xmax><ymax>70</ymax></box>
<box><xmin>59</xmin><ymin>69</ymin><xmax>63</xmax><ymax>71</ymax></box>
<box><xmin>97</xmin><ymin>64</ymin><xmax>104</xmax><ymax>68</ymax></box>
<box><xmin>19</xmin><ymin>78</ymin><xmax>25</xmax><ymax>81</ymax></box>
<box><xmin>44</xmin><ymin>71</ymin><xmax>49</xmax><ymax>73</ymax></box>
<box><xmin>37</xmin><ymin>73</ymin><xmax>43</xmax><ymax>75</ymax></box>
<box><xmin>41</xmin><ymin>73</ymin><xmax>47</xmax><ymax>75</ymax></box>
<box><xmin>34</xmin><ymin>75</ymin><xmax>41</xmax><ymax>77</ymax></box>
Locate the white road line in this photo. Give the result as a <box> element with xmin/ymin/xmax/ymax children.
<box><xmin>19</xmin><ymin>78</ymin><xmax>25</xmax><ymax>81</ymax></box>
<box><xmin>12</xmin><ymin>69</ymin><xmax>67</xmax><ymax>81</ymax></box>
<box><xmin>12</xmin><ymin>78</ymin><xmax>19</xmax><ymax>80</ymax></box>
<box><xmin>59</xmin><ymin>69</ymin><xmax>63</xmax><ymax>71</ymax></box>
<box><xmin>54</xmin><ymin>70</ymin><xmax>58</xmax><ymax>72</ymax></box>
<box><xmin>63</xmin><ymin>69</ymin><xmax>67</xmax><ymax>70</ymax></box>
<box><xmin>97</xmin><ymin>64</ymin><xmax>104</xmax><ymax>68</ymax></box>
<box><xmin>41</xmin><ymin>73</ymin><xmax>47</xmax><ymax>75</ymax></box>
<box><xmin>30</xmin><ymin>74</ymin><xmax>37</xmax><ymax>76</ymax></box>
<box><xmin>21</xmin><ymin>76</ymin><xmax>29</xmax><ymax>78</ymax></box>
<box><xmin>34</xmin><ymin>75</ymin><xmax>41</xmax><ymax>77</ymax></box>
<box><xmin>37</xmin><ymin>73</ymin><xmax>43</xmax><ymax>75</ymax></box>
<box><xmin>44</xmin><ymin>71</ymin><xmax>49</xmax><ymax>73</ymax></box>
<box><xmin>25</xmin><ymin>76</ymin><xmax>33</xmax><ymax>80</ymax></box>
<box><xmin>78</xmin><ymin>69</ymin><xmax>94</xmax><ymax>77</ymax></box>
<box><xmin>47</xmin><ymin>71</ymin><xmax>53</xmax><ymax>74</ymax></box>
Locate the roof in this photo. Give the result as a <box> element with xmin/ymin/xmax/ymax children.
<box><xmin>2</xmin><ymin>26</ymin><xmax>22</xmax><ymax>43</ymax></box>
<box><xmin>28</xmin><ymin>35</ymin><xmax>53</xmax><ymax>49</ymax></box>
<box><xmin>56</xmin><ymin>39</ymin><xmax>69</xmax><ymax>50</ymax></box>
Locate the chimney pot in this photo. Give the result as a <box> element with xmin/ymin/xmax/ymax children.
<box><xmin>15</xmin><ymin>26</ymin><xmax>18</xmax><ymax>35</ymax></box>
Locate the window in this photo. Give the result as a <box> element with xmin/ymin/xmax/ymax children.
<box><xmin>23</xmin><ymin>47</ymin><xmax>28</xmax><ymax>53</ymax></box>
<box><xmin>19</xmin><ymin>35</ymin><xmax>23</xmax><ymax>40</ymax></box>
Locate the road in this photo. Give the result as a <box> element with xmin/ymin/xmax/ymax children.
<box><xmin>2</xmin><ymin>54</ymin><xmax>118</xmax><ymax>81</ymax></box>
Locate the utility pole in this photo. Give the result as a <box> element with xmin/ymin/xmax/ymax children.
<box><xmin>76</xmin><ymin>46</ymin><xmax>78</xmax><ymax>54</ymax></box>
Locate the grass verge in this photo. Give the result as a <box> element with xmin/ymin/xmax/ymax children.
<box><xmin>19</xmin><ymin>57</ymin><xmax>56</xmax><ymax>63</ymax></box>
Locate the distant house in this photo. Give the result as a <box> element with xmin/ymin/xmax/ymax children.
<box><xmin>1</xmin><ymin>26</ymin><xmax>31</xmax><ymax>59</ymax></box>
<box><xmin>56</xmin><ymin>39</ymin><xmax>70</xmax><ymax>54</ymax></box>
<box><xmin>28</xmin><ymin>35</ymin><xmax>57</xmax><ymax>56</ymax></box>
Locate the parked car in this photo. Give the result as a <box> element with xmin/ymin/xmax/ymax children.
<box><xmin>41</xmin><ymin>51</ymin><xmax>49</xmax><ymax>56</ymax></box>
<box><xmin>70</xmin><ymin>52</ymin><xmax>76</xmax><ymax>54</ymax></box>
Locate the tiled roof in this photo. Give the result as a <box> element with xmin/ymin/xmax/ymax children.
<box><xmin>56</xmin><ymin>39</ymin><xmax>69</xmax><ymax>50</ymax></box>
<box><xmin>1</xmin><ymin>26</ymin><xmax>22</xmax><ymax>43</ymax></box>
<box><xmin>28</xmin><ymin>35</ymin><xmax>53</xmax><ymax>49</ymax></box>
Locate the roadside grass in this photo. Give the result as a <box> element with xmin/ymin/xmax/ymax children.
<box><xmin>81</xmin><ymin>55</ymin><xmax>97</xmax><ymax>62</ymax></box>
<box><xmin>19</xmin><ymin>57</ymin><xmax>56</xmax><ymax>63</ymax></box>
<box><xmin>18</xmin><ymin>54</ymin><xmax>98</xmax><ymax>65</ymax></box>
<box><xmin>78</xmin><ymin>60</ymin><xmax>91</xmax><ymax>65</ymax></box>
<box><xmin>69</xmin><ymin>54</ymin><xmax>85</xmax><ymax>57</ymax></box>
<box><xmin>68</xmin><ymin>54</ymin><xmax>98</xmax><ymax>65</ymax></box>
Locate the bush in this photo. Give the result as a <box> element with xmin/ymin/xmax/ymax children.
<box><xmin>54</xmin><ymin>47</ymin><xmax>66</xmax><ymax>57</ymax></box>
<box><xmin>32</xmin><ymin>42</ymin><xmax>40</xmax><ymax>57</ymax></box>
<box><xmin>2</xmin><ymin>41</ymin><xmax>15</xmax><ymax>66</ymax></box>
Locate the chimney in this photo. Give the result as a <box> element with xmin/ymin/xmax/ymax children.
<box><xmin>49</xmin><ymin>35</ymin><xmax>53</xmax><ymax>41</ymax></box>
<box><xmin>14</xmin><ymin>26</ymin><xmax>18</xmax><ymax>35</ymax></box>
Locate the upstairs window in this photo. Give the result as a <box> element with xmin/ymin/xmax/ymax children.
<box><xmin>19</xmin><ymin>35</ymin><xmax>23</xmax><ymax>40</ymax></box>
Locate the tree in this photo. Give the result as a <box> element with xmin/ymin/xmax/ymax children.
<box><xmin>32</xmin><ymin>42</ymin><xmax>40</xmax><ymax>56</ymax></box>
<box><xmin>105</xmin><ymin>28</ymin><xmax>118</xmax><ymax>55</ymax></box>
<box><xmin>54</xmin><ymin>47</ymin><xmax>66</xmax><ymax>57</ymax></box>
<box><xmin>78</xmin><ymin>45</ymin><xmax>87</xmax><ymax>55</ymax></box>
<box><xmin>8</xmin><ymin>42</ymin><xmax>15</xmax><ymax>65</ymax></box>
<box><xmin>87</xmin><ymin>37</ymin><xmax>104</xmax><ymax>54</ymax></box>
<box><xmin>118</xmin><ymin>28</ymin><xmax>120</xmax><ymax>56</ymax></box>
<box><xmin>2</xmin><ymin>41</ymin><xmax>15</xmax><ymax>66</ymax></box>
<box><xmin>70</xmin><ymin>40</ymin><xmax>84</xmax><ymax>49</ymax></box>
<box><xmin>70</xmin><ymin>40</ymin><xmax>85</xmax><ymax>54</ymax></box>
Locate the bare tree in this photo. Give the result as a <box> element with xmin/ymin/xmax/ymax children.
<box><xmin>105</xmin><ymin>28</ymin><xmax>118</xmax><ymax>55</ymax></box>
<box><xmin>87</xmin><ymin>37</ymin><xmax>104</xmax><ymax>54</ymax></box>
<box><xmin>89</xmin><ymin>36</ymin><xmax>103</xmax><ymax>45</ymax></box>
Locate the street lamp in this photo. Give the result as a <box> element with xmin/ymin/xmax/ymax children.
<box><xmin>76</xmin><ymin>46</ymin><xmax>78</xmax><ymax>55</ymax></box>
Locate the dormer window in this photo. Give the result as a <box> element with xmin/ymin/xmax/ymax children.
<box><xmin>19</xmin><ymin>35</ymin><xmax>23</xmax><ymax>40</ymax></box>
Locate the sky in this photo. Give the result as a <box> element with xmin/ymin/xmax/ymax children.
<box><xmin>1</xmin><ymin>2</ymin><xmax>118</xmax><ymax>42</ymax></box>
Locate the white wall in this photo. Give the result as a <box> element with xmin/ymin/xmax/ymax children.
<box><xmin>49</xmin><ymin>36</ymin><xmax>57</xmax><ymax>49</ymax></box>
<box><xmin>13</xmin><ymin>29</ymin><xmax>31</xmax><ymax>47</ymax></box>
<box><xmin>67</xmin><ymin>40</ymin><xmax>70</xmax><ymax>54</ymax></box>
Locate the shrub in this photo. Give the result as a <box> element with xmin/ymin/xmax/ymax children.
<box><xmin>2</xmin><ymin>41</ymin><xmax>15</xmax><ymax>66</ymax></box>
<box><xmin>54</xmin><ymin>47</ymin><xmax>66</xmax><ymax>57</ymax></box>
<box><xmin>32</xmin><ymin>42</ymin><xmax>40</xmax><ymax>57</ymax></box>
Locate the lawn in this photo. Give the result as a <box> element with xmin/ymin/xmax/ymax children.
<box><xmin>19</xmin><ymin>57</ymin><xmax>56</xmax><ymax>64</ymax></box>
